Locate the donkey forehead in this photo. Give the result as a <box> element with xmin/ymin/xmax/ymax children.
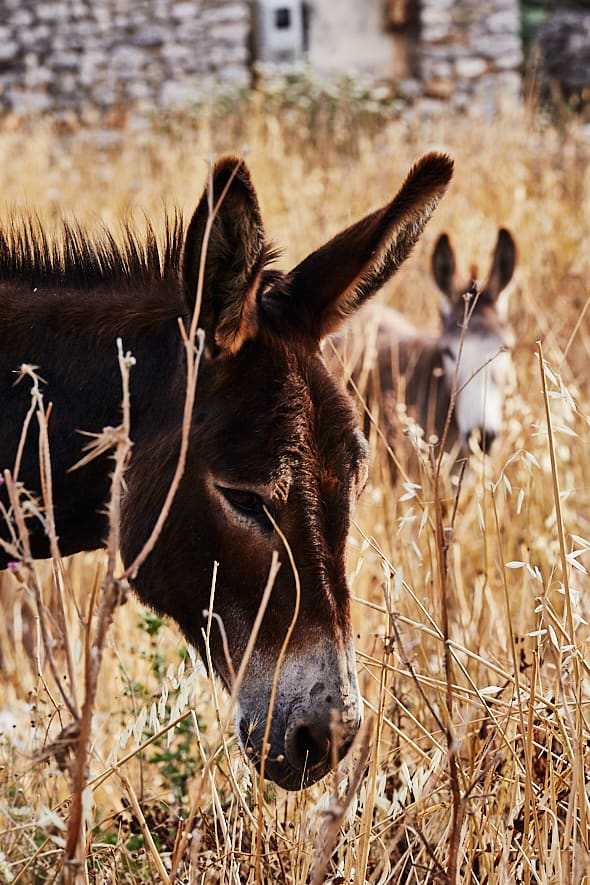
<box><xmin>203</xmin><ymin>341</ymin><xmax>368</xmax><ymax>485</ymax></box>
<box><xmin>442</xmin><ymin>307</ymin><xmax>513</xmax><ymax>347</ymax></box>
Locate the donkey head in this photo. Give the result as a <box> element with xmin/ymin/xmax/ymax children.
<box><xmin>122</xmin><ymin>152</ymin><xmax>453</xmax><ymax>790</ymax></box>
<box><xmin>433</xmin><ymin>228</ymin><xmax>516</xmax><ymax>453</ymax></box>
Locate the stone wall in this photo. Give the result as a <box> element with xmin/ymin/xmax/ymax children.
<box><xmin>0</xmin><ymin>0</ymin><xmax>524</xmax><ymax>116</ymax></box>
<box><xmin>0</xmin><ymin>0</ymin><xmax>251</xmax><ymax>115</ymax></box>
<box><xmin>534</xmin><ymin>7</ymin><xmax>590</xmax><ymax>111</ymax></box>
<box><xmin>419</xmin><ymin>0</ymin><xmax>522</xmax><ymax>111</ymax></box>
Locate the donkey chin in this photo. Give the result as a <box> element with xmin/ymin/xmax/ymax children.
<box><xmin>235</xmin><ymin>639</ymin><xmax>362</xmax><ymax>791</ymax></box>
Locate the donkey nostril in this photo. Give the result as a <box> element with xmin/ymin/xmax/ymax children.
<box><xmin>470</xmin><ymin>427</ymin><xmax>497</xmax><ymax>454</ymax></box>
<box><xmin>291</xmin><ymin>724</ymin><xmax>330</xmax><ymax>770</ymax></box>
<box><xmin>296</xmin><ymin>725</ymin><xmax>329</xmax><ymax>768</ymax></box>
<box><xmin>288</xmin><ymin>721</ymin><xmax>357</xmax><ymax>772</ymax></box>
<box><xmin>479</xmin><ymin>428</ymin><xmax>497</xmax><ymax>454</ymax></box>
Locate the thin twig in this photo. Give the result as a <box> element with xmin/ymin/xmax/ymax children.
<box><xmin>254</xmin><ymin>511</ymin><xmax>301</xmax><ymax>883</ymax></box>
<box><xmin>3</xmin><ymin>470</ymin><xmax>79</xmax><ymax>720</ymax></box>
<box><xmin>430</xmin><ymin>292</ymin><xmax>478</xmax><ymax>884</ymax></box>
<box><xmin>121</xmin><ymin>159</ymin><xmax>243</xmax><ymax>581</ymax></box>
<box><xmin>63</xmin><ymin>340</ymin><xmax>134</xmax><ymax>876</ymax></box>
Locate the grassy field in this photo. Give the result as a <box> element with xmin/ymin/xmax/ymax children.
<box><xmin>0</xmin><ymin>89</ymin><xmax>589</xmax><ymax>883</ymax></box>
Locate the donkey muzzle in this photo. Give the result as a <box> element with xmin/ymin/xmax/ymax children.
<box><xmin>236</xmin><ymin>640</ymin><xmax>362</xmax><ymax>790</ymax></box>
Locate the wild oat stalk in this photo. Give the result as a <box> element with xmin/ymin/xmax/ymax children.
<box><xmin>252</xmin><ymin>513</ymin><xmax>301</xmax><ymax>884</ymax></box>
<box><xmin>537</xmin><ymin>342</ymin><xmax>589</xmax><ymax>865</ymax></box>
<box><xmin>3</xmin><ymin>366</ymin><xmax>79</xmax><ymax>720</ymax></box>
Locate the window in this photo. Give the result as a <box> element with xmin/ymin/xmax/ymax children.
<box><xmin>275</xmin><ymin>8</ymin><xmax>291</xmax><ymax>29</ymax></box>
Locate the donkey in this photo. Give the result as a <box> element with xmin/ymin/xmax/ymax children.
<box><xmin>0</xmin><ymin>152</ymin><xmax>452</xmax><ymax>790</ymax></box>
<box><xmin>330</xmin><ymin>228</ymin><xmax>516</xmax><ymax>476</ymax></box>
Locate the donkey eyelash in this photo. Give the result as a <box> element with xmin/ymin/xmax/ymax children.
<box><xmin>355</xmin><ymin>462</ymin><xmax>370</xmax><ymax>497</ymax></box>
<box><xmin>216</xmin><ymin>486</ymin><xmax>274</xmax><ymax>531</ymax></box>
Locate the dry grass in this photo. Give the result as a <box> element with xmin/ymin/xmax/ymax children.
<box><xmin>0</xmin><ymin>93</ymin><xmax>589</xmax><ymax>883</ymax></box>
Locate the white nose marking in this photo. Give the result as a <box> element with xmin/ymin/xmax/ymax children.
<box><xmin>450</xmin><ymin>339</ymin><xmax>510</xmax><ymax>442</ymax></box>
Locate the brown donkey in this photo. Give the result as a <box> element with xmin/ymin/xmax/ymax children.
<box><xmin>330</xmin><ymin>228</ymin><xmax>516</xmax><ymax>476</ymax></box>
<box><xmin>0</xmin><ymin>153</ymin><xmax>452</xmax><ymax>789</ymax></box>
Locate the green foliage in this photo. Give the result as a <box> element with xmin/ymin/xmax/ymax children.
<box><xmin>148</xmin><ymin>714</ymin><xmax>200</xmax><ymax>796</ymax></box>
<box><xmin>138</xmin><ymin>611</ymin><xmax>165</xmax><ymax>638</ymax></box>
<box><xmin>121</xmin><ymin>614</ymin><xmax>206</xmax><ymax>806</ymax></box>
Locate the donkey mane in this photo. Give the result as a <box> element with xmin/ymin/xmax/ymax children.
<box><xmin>0</xmin><ymin>212</ymin><xmax>186</xmax><ymax>290</ymax></box>
<box><xmin>0</xmin><ymin>212</ymin><xmax>282</xmax><ymax>342</ymax></box>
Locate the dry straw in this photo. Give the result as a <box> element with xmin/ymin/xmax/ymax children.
<box><xmin>0</xmin><ymin>97</ymin><xmax>589</xmax><ymax>883</ymax></box>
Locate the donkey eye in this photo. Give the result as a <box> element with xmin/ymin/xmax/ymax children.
<box><xmin>217</xmin><ymin>486</ymin><xmax>272</xmax><ymax>528</ymax></box>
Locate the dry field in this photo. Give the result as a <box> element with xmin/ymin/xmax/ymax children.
<box><xmin>0</xmin><ymin>90</ymin><xmax>589</xmax><ymax>883</ymax></box>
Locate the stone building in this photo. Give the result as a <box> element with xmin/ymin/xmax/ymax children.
<box><xmin>0</xmin><ymin>0</ymin><xmax>523</xmax><ymax>115</ymax></box>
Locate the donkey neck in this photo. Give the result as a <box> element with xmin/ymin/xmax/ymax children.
<box><xmin>398</xmin><ymin>333</ymin><xmax>455</xmax><ymax>446</ymax></box>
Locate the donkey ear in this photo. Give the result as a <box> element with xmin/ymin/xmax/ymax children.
<box><xmin>486</xmin><ymin>228</ymin><xmax>516</xmax><ymax>301</ymax></box>
<box><xmin>285</xmin><ymin>152</ymin><xmax>454</xmax><ymax>340</ymax></box>
<box><xmin>182</xmin><ymin>156</ymin><xmax>267</xmax><ymax>354</ymax></box>
<box><xmin>432</xmin><ymin>233</ymin><xmax>456</xmax><ymax>319</ymax></box>
<box><xmin>432</xmin><ymin>232</ymin><xmax>457</xmax><ymax>300</ymax></box>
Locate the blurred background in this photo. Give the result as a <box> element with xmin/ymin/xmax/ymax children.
<box><xmin>0</xmin><ymin>0</ymin><xmax>586</xmax><ymax>122</ymax></box>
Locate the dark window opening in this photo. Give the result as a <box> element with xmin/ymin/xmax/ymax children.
<box><xmin>275</xmin><ymin>8</ymin><xmax>291</xmax><ymax>29</ymax></box>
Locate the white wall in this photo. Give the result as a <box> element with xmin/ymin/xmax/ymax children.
<box><xmin>306</xmin><ymin>0</ymin><xmax>402</xmax><ymax>80</ymax></box>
